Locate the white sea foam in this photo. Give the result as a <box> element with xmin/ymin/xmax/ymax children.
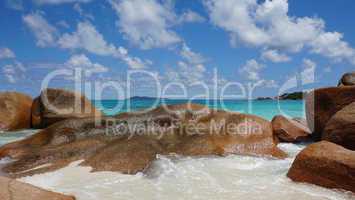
<box><xmin>18</xmin><ymin>143</ymin><xmax>355</xmax><ymax>200</ymax></box>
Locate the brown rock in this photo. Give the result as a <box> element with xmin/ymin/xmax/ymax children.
<box><xmin>31</xmin><ymin>88</ymin><xmax>102</xmax><ymax>129</ymax></box>
<box><xmin>287</xmin><ymin>141</ymin><xmax>355</xmax><ymax>193</ymax></box>
<box><xmin>0</xmin><ymin>103</ymin><xmax>286</xmax><ymax>177</ymax></box>
<box><xmin>323</xmin><ymin>102</ymin><xmax>355</xmax><ymax>150</ymax></box>
<box><xmin>0</xmin><ymin>176</ymin><xmax>75</xmax><ymax>200</ymax></box>
<box><xmin>272</xmin><ymin>115</ymin><xmax>311</xmax><ymax>143</ymax></box>
<box><xmin>338</xmin><ymin>72</ymin><xmax>355</xmax><ymax>86</ymax></box>
<box><xmin>83</xmin><ymin>136</ymin><xmax>164</xmax><ymax>174</ymax></box>
<box><xmin>177</xmin><ymin>111</ymin><xmax>287</xmax><ymax>158</ymax></box>
<box><xmin>0</xmin><ymin>92</ymin><xmax>32</xmax><ymax>131</ymax></box>
<box><xmin>306</xmin><ymin>86</ymin><xmax>355</xmax><ymax>140</ymax></box>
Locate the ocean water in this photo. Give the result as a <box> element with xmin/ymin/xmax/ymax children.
<box><xmin>18</xmin><ymin>144</ymin><xmax>355</xmax><ymax>200</ymax></box>
<box><xmin>2</xmin><ymin>100</ymin><xmax>354</xmax><ymax>199</ymax></box>
<box><xmin>93</xmin><ymin>99</ymin><xmax>305</xmax><ymax>120</ymax></box>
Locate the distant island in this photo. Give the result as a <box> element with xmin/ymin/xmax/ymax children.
<box><xmin>256</xmin><ymin>91</ymin><xmax>306</xmax><ymax>100</ymax></box>
<box><xmin>277</xmin><ymin>92</ymin><xmax>305</xmax><ymax>100</ymax></box>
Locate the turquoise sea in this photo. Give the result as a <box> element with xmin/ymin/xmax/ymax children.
<box><xmin>93</xmin><ymin>99</ymin><xmax>305</xmax><ymax>121</ymax></box>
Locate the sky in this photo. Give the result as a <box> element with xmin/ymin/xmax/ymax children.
<box><xmin>0</xmin><ymin>0</ymin><xmax>354</xmax><ymax>99</ymax></box>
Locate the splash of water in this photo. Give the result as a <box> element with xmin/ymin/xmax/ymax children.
<box><xmin>18</xmin><ymin>143</ymin><xmax>354</xmax><ymax>200</ymax></box>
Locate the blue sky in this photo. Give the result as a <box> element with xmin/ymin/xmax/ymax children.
<box><xmin>0</xmin><ymin>0</ymin><xmax>354</xmax><ymax>99</ymax></box>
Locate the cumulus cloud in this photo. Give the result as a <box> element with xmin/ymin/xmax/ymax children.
<box><xmin>238</xmin><ymin>59</ymin><xmax>278</xmax><ymax>87</ymax></box>
<box><xmin>166</xmin><ymin>61</ymin><xmax>206</xmax><ymax>84</ymax></box>
<box><xmin>205</xmin><ymin>0</ymin><xmax>355</xmax><ymax>65</ymax></box>
<box><xmin>58</xmin><ymin>22</ymin><xmax>150</xmax><ymax>69</ymax></box>
<box><xmin>33</xmin><ymin>0</ymin><xmax>92</xmax><ymax>5</ymax></box>
<box><xmin>2</xmin><ymin>61</ymin><xmax>26</xmax><ymax>83</ymax></box>
<box><xmin>65</xmin><ymin>54</ymin><xmax>109</xmax><ymax>77</ymax></box>
<box><xmin>58</xmin><ymin>21</ymin><xmax>118</xmax><ymax>55</ymax></box>
<box><xmin>5</xmin><ymin>0</ymin><xmax>23</xmax><ymax>10</ymax></box>
<box><xmin>165</xmin><ymin>43</ymin><xmax>209</xmax><ymax>84</ymax></box>
<box><xmin>300</xmin><ymin>59</ymin><xmax>316</xmax><ymax>84</ymax></box>
<box><xmin>261</xmin><ymin>49</ymin><xmax>290</xmax><ymax>63</ymax></box>
<box><xmin>23</xmin><ymin>12</ymin><xmax>59</xmax><ymax>47</ymax></box>
<box><xmin>0</xmin><ymin>47</ymin><xmax>16</xmax><ymax>59</ymax></box>
<box><xmin>110</xmin><ymin>0</ymin><xmax>181</xmax><ymax>49</ymax></box>
<box><xmin>180</xmin><ymin>43</ymin><xmax>206</xmax><ymax>64</ymax></box>
<box><xmin>73</xmin><ymin>3</ymin><xmax>94</xmax><ymax>20</ymax></box>
<box><xmin>310</xmin><ymin>32</ymin><xmax>355</xmax><ymax>65</ymax></box>
<box><xmin>23</xmin><ymin>12</ymin><xmax>149</xmax><ymax>69</ymax></box>
<box><xmin>179</xmin><ymin>10</ymin><xmax>205</xmax><ymax>23</ymax></box>
<box><xmin>239</xmin><ymin>59</ymin><xmax>264</xmax><ymax>81</ymax></box>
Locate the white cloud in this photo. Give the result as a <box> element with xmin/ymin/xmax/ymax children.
<box><xmin>33</xmin><ymin>0</ymin><xmax>92</xmax><ymax>5</ymax></box>
<box><xmin>23</xmin><ymin>12</ymin><xmax>58</xmax><ymax>47</ymax></box>
<box><xmin>301</xmin><ymin>59</ymin><xmax>316</xmax><ymax>84</ymax></box>
<box><xmin>205</xmin><ymin>0</ymin><xmax>355</xmax><ymax>65</ymax></box>
<box><xmin>58</xmin><ymin>22</ymin><xmax>149</xmax><ymax>69</ymax></box>
<box><xmin>0</xmin><ymin>48</ymin><xmax>15</xmax><ymax>59</ymax></box>
<box><xmin>238</xmin><ymin>59</ymin><xmax>278</xmax><ymax>87</ymax></box>
<box><xmin>58</xmin><ymin>21</ymin><xmax>118</xmax><ymax>56</ymax></box>
<box><xmin>5</xmin><ymin>0</ymin><xmax>23</xmax><ymax>10</ymax></box>
<box><xmin>179</xmin><ymin>10</ymin><xmax>205</xmax><ymax>23</ymax></box>
<box><xmin>261</xmin><ymin>49</ymin><xmax>290</xmax><ymax>63</ymax></box>
<box><xmin>167</xmin><ymin>61</ymin><xmax>206</xmax><ymax>84</ymax></box>
<box><xmin>65</xmin><ymin>54</ymin><xmax>109</xmax><ymax>76</ymax></box>
<box><xmin>310</xmin><ymin>32</ymin><xmax>355</xmax><ymax>65</ymax></box>
<box><xmin>180</xmin><ymin>43</ymin><xmax>206</xmax><ymax>64</ymax></box>
<box><xmin>239</xmin><ymin>59</ymin><xmax>264</xmax><ymax>81</ymax></box>
<box><xmin>2</xmin><ymin>61</ymin><xmax>26</xmax><ymax>83</ymax></box>
<box><xmin>109</xmin><ymin>0</ymin><xmax>181</xmax><ymax>49</ymax></box>
<box><xmin>73</xmin><ymin>3</ymin><xmax>94</xmax><ymax>20</ymax></box>
<box><xmin>57</xmin><ymin>20</ymin><xmax>70</xmax><ymax>28</ymax></box>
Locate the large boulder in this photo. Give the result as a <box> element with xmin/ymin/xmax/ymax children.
<box><xmin>306</xmin><ymin>86</ymin><xmax>355</xmax><ymax>140</ymax></box>
<box><xmin>287</xmin><ymin>141</ymin><xmax>355</xmax><ymax>193</ymax></box>
<box><xmin>323</xmin><ymin>102</ymin><xmax>355</xmax><ymax>150</ymax></box>
<box><xmin>338</xmin><ymin>72</ymin><xmax>355</xmax><ymax>86</ymax></box>
<box><xmin>271</xmin><ymin>115</ymin><xmax>311</xmax><ymax>143</ymax></box>
<box><xmin>31</xmin><ymin>88</ymin><xmax>102</xmax><ymax>128</ymax></box>
<box><xmin>0</xmin><ymin>103</ymin><xmax>286</xmax><ymax>177</ymax></box>
<box><xmin>0</xmin><ymin>176</ymin><xmax>75</xmax><ymax>200</ymax></box>
<box><xmin>0</xmin><ymin>92</ymin><xmax>32</xmax><ymax>131</ymax></box>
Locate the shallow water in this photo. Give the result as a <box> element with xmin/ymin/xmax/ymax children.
<box><xmin>93</xmin><ymin>99</ymin><xmax>305</xmax><ymax>120</ymax></box>
<box><xmin>18</xmin><ymin>144</ymin><xmax>355</xmax><ymax>200</ymax></box>
<box><xmin>0</xmin><ymin>129</ymin><xmax>38</xmax><ymax>146</ymax></box>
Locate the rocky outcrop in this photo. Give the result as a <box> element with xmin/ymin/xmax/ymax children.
<box><xmin>338</xmin><ymin>72</ymin><xmax>355</xmax><ymax>86</ymax></box>
<box><xmin>323</xmin><ymin>102</ymin><xmax>355</xmax><ymax>150</ymax></box>
<box><xmin>287</xmin><ymin>141</ymin><xmax>355</xmax><ymax>193</ymax></box>
<box><xmin>31</xmin><ymin>88</ymin><xmax>102</xmax><ymax>129</ymax></box>
<box><xmin>306</xmin><ymin>86</ymin><xmax>355</xmax><ymax>140</ymax></box>
<box><xmin>272</xmin><ymin>115</ymin><xmax>311</xmax><ymax>143</ymax></box>
<box><xmin>0</xmin><ymin>92</ymin><xmax>32</xmax><ymax>131</ymax></box>
<box><xmin>0</xmin><ymin>103</ymin><xmax>286</xmax><ymax>177</ymax></box>
<box><xmin>0</xmin><ymin>176</ymin><xmax>75</xmax><ymax>200</ymax></box>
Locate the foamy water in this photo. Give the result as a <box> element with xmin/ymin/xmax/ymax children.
<box><xmin>0</xmin><ymin>129</ymin><xmax>38</xmax><ymax>146</ymax></box>
<box><xmin>18</xmin><ymin>143</ymin><xmax>355</xmax><ymax>200</ymax></box>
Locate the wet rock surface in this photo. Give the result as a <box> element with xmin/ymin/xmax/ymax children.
<box><xmin>272</xmin><ymin>115</ymin><xmax>311</xmax><ymax>143</ymax></box>
<box><xmin>306</xmin><ymin>86</ymin><xmax>355</xmax><ymax>140</ymax></box>
<box><xmin>287</xmin><ymin>141</ymin><xmax>355</xmax><ymax>193</ymax></box>
<box><xmin>0</xmin><ymin>92</ymin><xmax>32</xmax><ymax>131</ymax></box>
<box><xmin>323</xmin><ymin>102</ymin><xmax>355</xmax><ymax>150</ymax></box>
<box><xmin>0</xmin><ymin>103</ymin><xmax>286</xmax><ymax>177</ymax></box>
<box><xmin>31</xmin><ymin>88</ymin><xmax>102</xmax><ymax>129</ymax></box>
